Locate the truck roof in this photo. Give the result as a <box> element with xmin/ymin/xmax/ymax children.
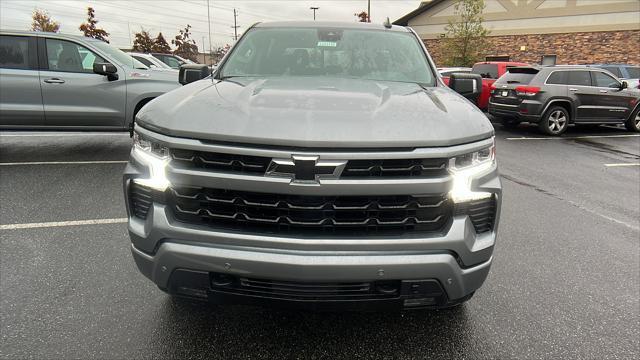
<box><xmin>0</xmin><ymin>30</ymin><xmax>105</xmax><ymax>42</ymax></box>
<box><xmin>253</xmin><ymin>21</ymin><xmax>409</xmax><ymax>32</ymax></box>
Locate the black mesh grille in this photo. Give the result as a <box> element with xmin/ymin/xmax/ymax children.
<box><xmin>168</xmin><ymin>187</ymin><xmax>452</xmax><ymax>236</ymax></box>
<box><xmin>211</xmin><ymin>274</ymin><xmax>401</xmax><ymax>300</ymax></box>
<box><xmin>455</xmin><ymin>197</ymin><xmax>497</xmax><ymax>234</ymax></box>
<box><xmin>171</xmin><ymin>149</ymin><xmax>271</xmax><ymax>174</ymax></box>
<box><xmin>342</xmin><ymin>158</ymin><xmax>448</xmax><ymax>178</ymax></box>
<box><xmin>129</xmin><ymin>182</ymin><xmax>152</xmax><ymax>219</ymax></box>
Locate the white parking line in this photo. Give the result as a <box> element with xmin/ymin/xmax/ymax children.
<box><xmin>604</xmin><ymin>163</ymin><xmax>640</xmax><ymax>167</ymax></box>
<box><xmin>506</xmin><ymin>134</ymin><xmax>640</xmax><ymax>140</ymax></box>
<box><xmin>0</xmin><ymin>160</ymin><xmax>127</xmax><ymax>166</ymax></box>
<box><xmin>0</xmin><ymin>218</ymin><xmax>128</xmax><ymax>230</ymax></box>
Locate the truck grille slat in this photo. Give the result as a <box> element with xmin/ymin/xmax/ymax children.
<box><xmin>171</xmin><ymin>149</ymin><xmax>271</xmax><ymax>174</ymax></box>
<box><xmin>168</xmin><ymin>187</ymin><xmax>452</xmax><ymax>236</ymax></box>
<box><xmin>170</xmin><ymin>149</ymin><xmax>448</xmax><ymax>179</ymax></box>
<box><xmin>454</xmin><ymin>197</ymin><xmax>497</xmax><ymax>234</ymax></box>
<box><xmin>129</xmin><ymin>182</ymin><xmax>153</xmax><ymax>219</ymax></box>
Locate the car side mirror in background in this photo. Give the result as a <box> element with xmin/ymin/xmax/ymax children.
<box><xmin>449</xmin><ymin>73</ymin><xmax>482</xmax><ymax>101</ymax></box>
<box><xmin>93</xmin><ymin>62</ymin><xmax>118</xmax><ymax>81</ymax></box>
<box><xmin>179</xmin><ymin>64</ymin><xmax>211</xmax><ymax>85</ymax></box>
<box><xmin>620</xmin><ymin>81</ymin><xmax>628</xmax><ymax>90</ymax></box>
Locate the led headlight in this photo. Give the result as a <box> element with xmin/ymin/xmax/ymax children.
<box><xmin>132</xmin><ymin>131</ymin><xmax>171</xmax><ymax>191</ymax></box>
<box><xmin>449</xmin><ymin>138</ymin><xmax>495</xmax><ymax>203</ymax></box>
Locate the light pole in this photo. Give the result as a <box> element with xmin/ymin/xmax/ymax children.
<box><xmin>310</xmin><ymin>6</ymin><xmax>319</xmax><ymax>21</ymax></box>
<box><xmin>367</xmin><ymin>0</ymin><xmax>371</xmax><ymax>22</ymax></box>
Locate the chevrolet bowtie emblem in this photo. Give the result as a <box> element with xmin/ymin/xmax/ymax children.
<box><xmin>266</xmin><ymin>155</ymin><xmax>346</xmax><ymax>184</ymax></box>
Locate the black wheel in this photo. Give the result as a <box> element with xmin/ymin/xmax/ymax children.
<box><xmin>538</xmin><ymin>106</ymin><xmax>569</xmax><ymax>136</ymax></box>
<box><xmin>625</xmin><ymin>107</ymin><xmax>640</xmax><ymax>132</ymax></box>
<box><xmin>501</xmin><ymin>118</ymin><xmax>521</xmax><ymax>129</ymax></box>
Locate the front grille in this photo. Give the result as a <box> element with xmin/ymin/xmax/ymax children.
<box><xmin>455</xmin><ymin>197</ymin><xmax>497</xmax><ymax>234</ymax></box>
<box><xmin>168</xmin><ymin>187</ymin><xmax>452</xmax><ymax>236</ymax></box>
<box><xmin>170</xmin><ymin>148</ymin><xmax>447</xmax><ymax>179</ymax></box>
<box><xmin>129</xmin><ymin>182</ymin><xmax>152</xmax><ymax>219</ymax></box>
<box><xmin>342</xmin><ymin>158</ymin><xmax>448</xmax><ymax>178</ymax></box>
<box><xmin>211</xmin><ymin>274</ymin><xmax>401</xmax><ymax>300</ymax></box>
<box><xmin>171</xmin><ymin>149</ymin><xmax>271</xmax><ymax>174</ymax></box>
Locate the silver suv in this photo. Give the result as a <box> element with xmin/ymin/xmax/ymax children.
<box><xmin>124</xmin><ymin>22</ymin><xmax>501</xmax><ymax>310</ymax></box>
<box><xmin>0</xmin><ymin>31</ymin><xmax>180</xmax><ymax>131</ymax></box>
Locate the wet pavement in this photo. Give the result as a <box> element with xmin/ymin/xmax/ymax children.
<box><xmin>1</xmin><ymin>124</ymin><xmax>639</xmax><ymax>359</ymax></box>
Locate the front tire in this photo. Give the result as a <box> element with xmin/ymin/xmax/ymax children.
<box><xmin>539</xmin><ymin>106</ymin><xmax>569</xmax><ymax>136</ymax></box>
<box><xmin>625</xmin><ymin>108</ymin><xmax>640</xmax><ymax>132</ymax></box>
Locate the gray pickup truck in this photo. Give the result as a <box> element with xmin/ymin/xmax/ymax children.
<box><xmin>124</xmin><ymin>21</ymin><xmax>501</xmax><ymax>310</ymax></box>
<box><xmin>0</xmin><ymin>31</ymin><xmax>180</xmax><ymax>131</ymax></box>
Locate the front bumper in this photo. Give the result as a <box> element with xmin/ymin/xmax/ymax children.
<box><xmin>124</xmin><ymin>128</ymin><xmax>501</xmax><ymax>309</ymax></box>
<box><xmin>130</xmin><ymin>208</ymin><xmax>493</xmax><ymax>306</ymax></box>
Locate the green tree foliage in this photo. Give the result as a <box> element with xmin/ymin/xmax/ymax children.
<box><xmin>172</xmin><ymin>24</ymin><xmax>198</xmax><ymax>62</ymax></box>
<box><xmin>442</xmin><ymin>0</ymin><xmax>489</xmax><ymax>67</ymax></box>
<box><xmin>79</xmin><ymin>7</ymin><xmax>109</xmax><ymax>43</ymax></box>
<box><xmin>152</xmin><ymin>32</ymin><xmax>171</xmax><ymax>53</ymax></box>
<box><xmin>31</xmin><ymin>9</ymin><xmax>60</xmax><ymax>32</ymax></box>
<box><xmin>132</xmin><ymin>29</ymin><xmax>154</xmax><ymax>53</ymax></box>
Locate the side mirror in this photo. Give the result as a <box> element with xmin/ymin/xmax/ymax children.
<box><xmin>93</xmin><ymin>62</ymin><xmax>118</xmax><ymax>81</ymax></box>
<box><xmin>449</xmin><ymin>73</ymin><xmax>482</xmax><ymax>101</ymax></box>
<box><xmin>620</xmin><ymin>81</ymin><xmax>628</xmax><ymax>90</ymax></box>
<box><xmin>179</xmin><ymin>64</ymin><xmax>211</xmax><ymax>85</ymax></box>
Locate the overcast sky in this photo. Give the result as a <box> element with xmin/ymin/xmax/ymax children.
<box><xmin>0</xmin><ymin>0</ymin><xmax>421</xmax><ymax>50</ymax></box>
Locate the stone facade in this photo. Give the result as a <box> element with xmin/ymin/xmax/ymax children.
<box><xmin>425</xmin><ymin>30</ymin><xmax>640</xmax><ymax>66</ymax></box>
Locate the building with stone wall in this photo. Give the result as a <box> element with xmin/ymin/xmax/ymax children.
<box><xmin>394</xmin><ymin>0</ymin><xmax>640</xmax><ymax>66</ymax></box>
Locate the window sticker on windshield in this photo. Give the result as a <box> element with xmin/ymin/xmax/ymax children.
<box><xmin>317</xmin><ymin>41</ymin><xmax>337</xmax><ymax>47</ymax></box>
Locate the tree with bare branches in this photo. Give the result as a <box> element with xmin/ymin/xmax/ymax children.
<box><xmin>172</xmin><ymin>25</ymin><xmax>198</xmax><ymax>62</ymax></box>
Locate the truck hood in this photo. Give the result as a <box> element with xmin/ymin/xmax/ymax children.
<box><xmin>137</xmin><ymin>77</ymin><xmax>494</xmax><ymax>148</ymax></box>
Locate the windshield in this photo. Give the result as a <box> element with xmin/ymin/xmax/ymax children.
<box><xmin>495</xmin><ymin>70</ymin><xmax>537</xmax><ymax>85</ymax></box>
<box><xmin>472</xmin><ymin>64</ymin><xmax>498</xmax><ymax>79</ymax></box>
<box><xmin>90</xmin><ymin>41</ymin><xmax>148</xmax><ymax>69</ymax></box>
<box><xmin>626</xmin><ymin>66</ymin><xmax>640</xmax><ymax>79</ymax></box>
<box><xmin>220</xmin><ymin>27</ymin><xmax>435</xmax><ymax>85</ymax></box>
<box><xmin>175</xmin><ymin>55</ymin><xmax>195</xmax><ymax>64</ymax></box>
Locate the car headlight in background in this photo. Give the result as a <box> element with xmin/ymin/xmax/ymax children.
<box><xmin>132</xmin><ymin>131</ymin><xmax>171</xmax><ymax>191</ymax></box>
<box><xmin>449</xmin><ymin>138</ymin><xmax>495</xmax><ymax>203</ymax></box>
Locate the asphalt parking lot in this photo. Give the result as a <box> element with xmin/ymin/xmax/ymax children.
<box><xmin>1</xmin><ymin>124</ymin><xmax>639</xmax><ymax>359</ymax></box>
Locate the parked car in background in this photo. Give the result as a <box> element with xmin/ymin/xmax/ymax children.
<box><xmin>128</xmin><ymin>52</ymin><xmax>177</xmax><ymax>72</ymax></box>
<box><xmin>470</xmin><ymin>61</ymin><xmax>529</xmax><ymax>110</ymax></box>
<box><xmin>442</xmin><ymin>61</ymin><xmax>528</xmax><ymax>109</ymax></box>
<box><xmin>589</xmin><ymin>64</ymin><xmax>640</xmax><ymax>80</ymax></box>
<box><xmin>125</xmin><ymin>21</ymin><xmax>500</xmax><ymax>311</ymax></box>
<box><xmin>150</xmin><ymin>53</ymin><xmax>196</xmax><ymax>69</ymax></box>
<box><xmin>0</xmin><ymin>30</ymin><xmax>181</xmax><ymax>131</ymax></box>
<box><xmin>437</xmin><ymin>67</ymin><xmax>471</xmax><ymax>77</ymax></box>
<box><xmin>488</xmin><ymin>66</ymin><xmax>640</xmax><ymax>135</ymax></box>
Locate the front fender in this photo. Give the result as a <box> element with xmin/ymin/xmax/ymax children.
<box><xmin>125</xmin><ymin>78</ymin><xmax>181</xmax><ymax>127</ymax></box>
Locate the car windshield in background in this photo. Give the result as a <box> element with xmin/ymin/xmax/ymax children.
<box><xmin>220</xmin><ymin>27</ymin><xmax>435</xmax><ymax>85</ymax></box>
<box><xmin>90</xmin><ymin>40</ymin><xmax>147</xmax><ymax>69</ymax></box>
<box><xmin>472</xmin><ymin>64</ymin><xmax>499</xmax><ymax>79</ymax></box>
<box><xmin>626</xmin><ymin>66</ymin><xmax>640</xmax><ymax>79</ymax></box>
